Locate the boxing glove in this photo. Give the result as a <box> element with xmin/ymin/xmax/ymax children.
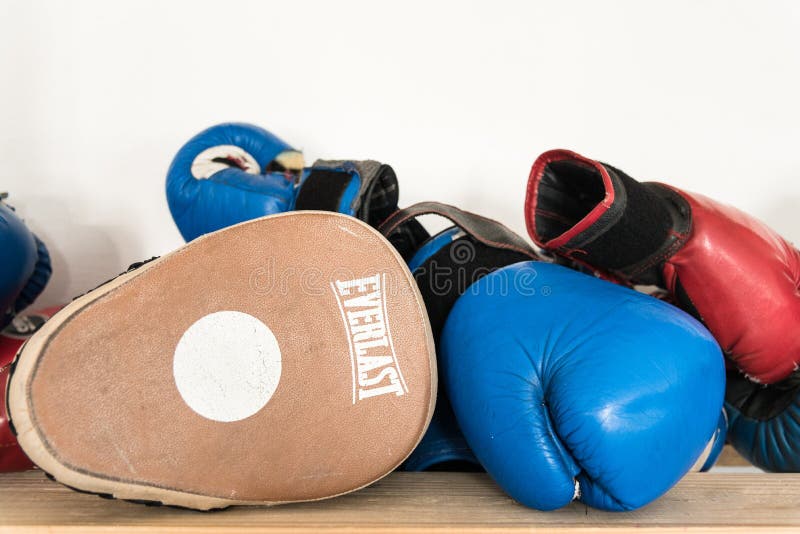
<box><xmin>1</xmin><ymin>306</ymin><xmax>60</xmax><ymax>471</ymax></box>
<box><xmin>525</xmin><ymin>149</ymin><xmax>800</xmax><ymax>385</ymax></box>
<box><xmin>167</xmin><ymin>123</ymin><xmax>403</xmax><ymax>241</ymax></box>
<box><xmin>379</xmin><ymin>203</ymin><xmax>540</xmax><ymax>470</ymax></box>
<box><xmin>525</xmin><ymin>150</ymin><xmax>800</xmax><ymax>471</ymax></box>
<box><xmin>0</xmin><ymin>195</ymin><xmax>52</xmax><ymax>328</ymax></box>
<box><xmin>441</xmin><ymin>262</ymin><xmax>725</xmax><ymax>511</ymax></box>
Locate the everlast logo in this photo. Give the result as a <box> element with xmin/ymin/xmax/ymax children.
<box><xmin>332</xmin><ymin>274</ymin><xmax>408</xmax><ymax>403</ymax></box>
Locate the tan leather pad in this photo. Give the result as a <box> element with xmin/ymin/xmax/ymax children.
<box><xmin>24</xmin><ymin>213</ymin><xmax>435</xmax><ymax>502</ymax></box>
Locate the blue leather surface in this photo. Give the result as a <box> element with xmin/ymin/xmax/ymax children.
<box><xmin>166</xmin><ymin>123</ymin><xmax>298</xmax><ymax>242</ymax></box>
<box><xmin>441</xmin><ymin>262</ymin><xmax>725</xmax><ymax>511</ymax></box>
<box><xmin>0</xmin><ymin>201</ymin><xmax>40</xmax><ymax>328</ymax></box>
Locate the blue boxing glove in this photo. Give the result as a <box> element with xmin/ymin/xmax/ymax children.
<box><xmin>441</xmin><ymin>262</ymin><xmax>725</xmax><ymax>511</ymax></box>
<box><xmin>167</xmin><ymin>123</ymin><xmax>401</xmax><ymax>241</ymax></box>
<box><xmin>0</xmin><ymin>195</ymin><xmax>51</xmax><ymax>328</ymax></box>
<box><xmin>724</xmin><ymin>371</ymin><xmax>800</xmax><ymax>472</ymax></box>
<box><xmin>379</xmin><ymin>203</ymin><xmax>540</xmax><ymax>471</ymax></box>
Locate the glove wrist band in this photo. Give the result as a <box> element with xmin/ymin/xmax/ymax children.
<box><xmin>295</xmin><ymin>160</ymin><xmax>400</xmax><ymax>227</ymax></box>
<box><xmin>526</xmin><ymin>150</ymin><xmax>691</xmax><ymax>286</ymax></box>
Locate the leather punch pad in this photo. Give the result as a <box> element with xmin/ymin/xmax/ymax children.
<box><xmin>7</xmin><ymin>211</ymin><xmax>436</xmax><ymax>510</ymax></box>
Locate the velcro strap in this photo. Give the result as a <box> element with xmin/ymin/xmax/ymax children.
<box><xmin>379</xmin><ymin>202</ymin><xmax>539</xmax><ymax>260</ymax></box>
<box><xmin>295</xmin><ymin>160</ymin><xmax>399</xmax><ymax>227</ymax></box>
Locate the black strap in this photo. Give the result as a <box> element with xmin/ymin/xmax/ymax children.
<box><xmin>295</xmin><ymin>160</ymin><xmax>399</xmax><ymax>227</ymax></box>
<box><xmin>379</xmin><ymin>201</ymin><xmax>539</xmax><ymax>260</ymax></box>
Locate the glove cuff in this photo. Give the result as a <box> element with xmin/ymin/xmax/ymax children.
<box><xmin>525</xmin><ymin>149</ymin><xmax>691</xmax><ymax>286</ymax></box>
<box><xmin>295</xmin><ymin>160</ymin><xmax>399</xmax><ymax>227</ymax></box>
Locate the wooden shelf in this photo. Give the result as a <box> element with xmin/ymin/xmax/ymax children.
<box><xmin>1</xmin><ymin>468</ymin><xmax>799</xmax><ymax>532</ymax></box>
<box><xmin>717</xmin><ymin>444</ymin><xmax>753</xmax><ymax>467</ymax></box>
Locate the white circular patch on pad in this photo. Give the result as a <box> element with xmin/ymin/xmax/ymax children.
<box><xmin>173</xmin><ymin>311</ymin><xmax>281</xmax><ymax>422</ymax></box>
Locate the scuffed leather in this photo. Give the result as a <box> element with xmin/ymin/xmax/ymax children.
<box><xmin>659</xmin><ymin>186</ymin><xmax>800</xmax><ymax>385</ymax></box>
<box><xmin>441</xmin><ymin>262</ymin><xmax>724</xmax><ymax>511</ymax></box>
<box><xmin>13</xmin><ymin>214</ymin><xmax>436</xmax><ymax>502</ymax></box>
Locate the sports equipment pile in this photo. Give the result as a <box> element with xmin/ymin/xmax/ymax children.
<box><xmin>1</xmin><ymin>123</ymin><xmax>795</xmax><ymax>513</ymax></box>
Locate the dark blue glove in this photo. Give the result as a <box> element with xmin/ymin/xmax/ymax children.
<box><xmin>725</xmin><ymin>370</ymin><xmax>800</xmax><ymax>472</ymax></box>
<box><xmin>0</xmin><ymin>196</ymin><xmax>51</xmax><ymax>328</ymax></box>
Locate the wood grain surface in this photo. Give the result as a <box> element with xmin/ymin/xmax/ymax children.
<box><xmin>1</xmin><ymin>467</ymin><xmax>798</xmax><ymax>532</ymax></box>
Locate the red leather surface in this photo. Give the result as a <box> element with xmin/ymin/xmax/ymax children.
<box><xmin>661</xmin><ymin>187</ymin><xmax>800</xmax><ymax>384</ymax></box>
<box><xmin>0</xmin><ymin>306</ymin><xmax>61</xmax><ymax>471</ymax></box>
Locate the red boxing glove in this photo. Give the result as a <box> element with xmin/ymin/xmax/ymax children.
<box><xmin>1</xmin><ymin>306</ymin><xmax>60</xmax><ymax>471</ymax></box>
<box><xmin>525</xmin><ymin>149</ymin><xmax>800</xmax><ymax>385</ymax></box>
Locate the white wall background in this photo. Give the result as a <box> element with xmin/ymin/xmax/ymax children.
<box><xmin>1</xmin><ymin>0</ymin><xmax>799</xmax><ymax>308</ymax></box>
